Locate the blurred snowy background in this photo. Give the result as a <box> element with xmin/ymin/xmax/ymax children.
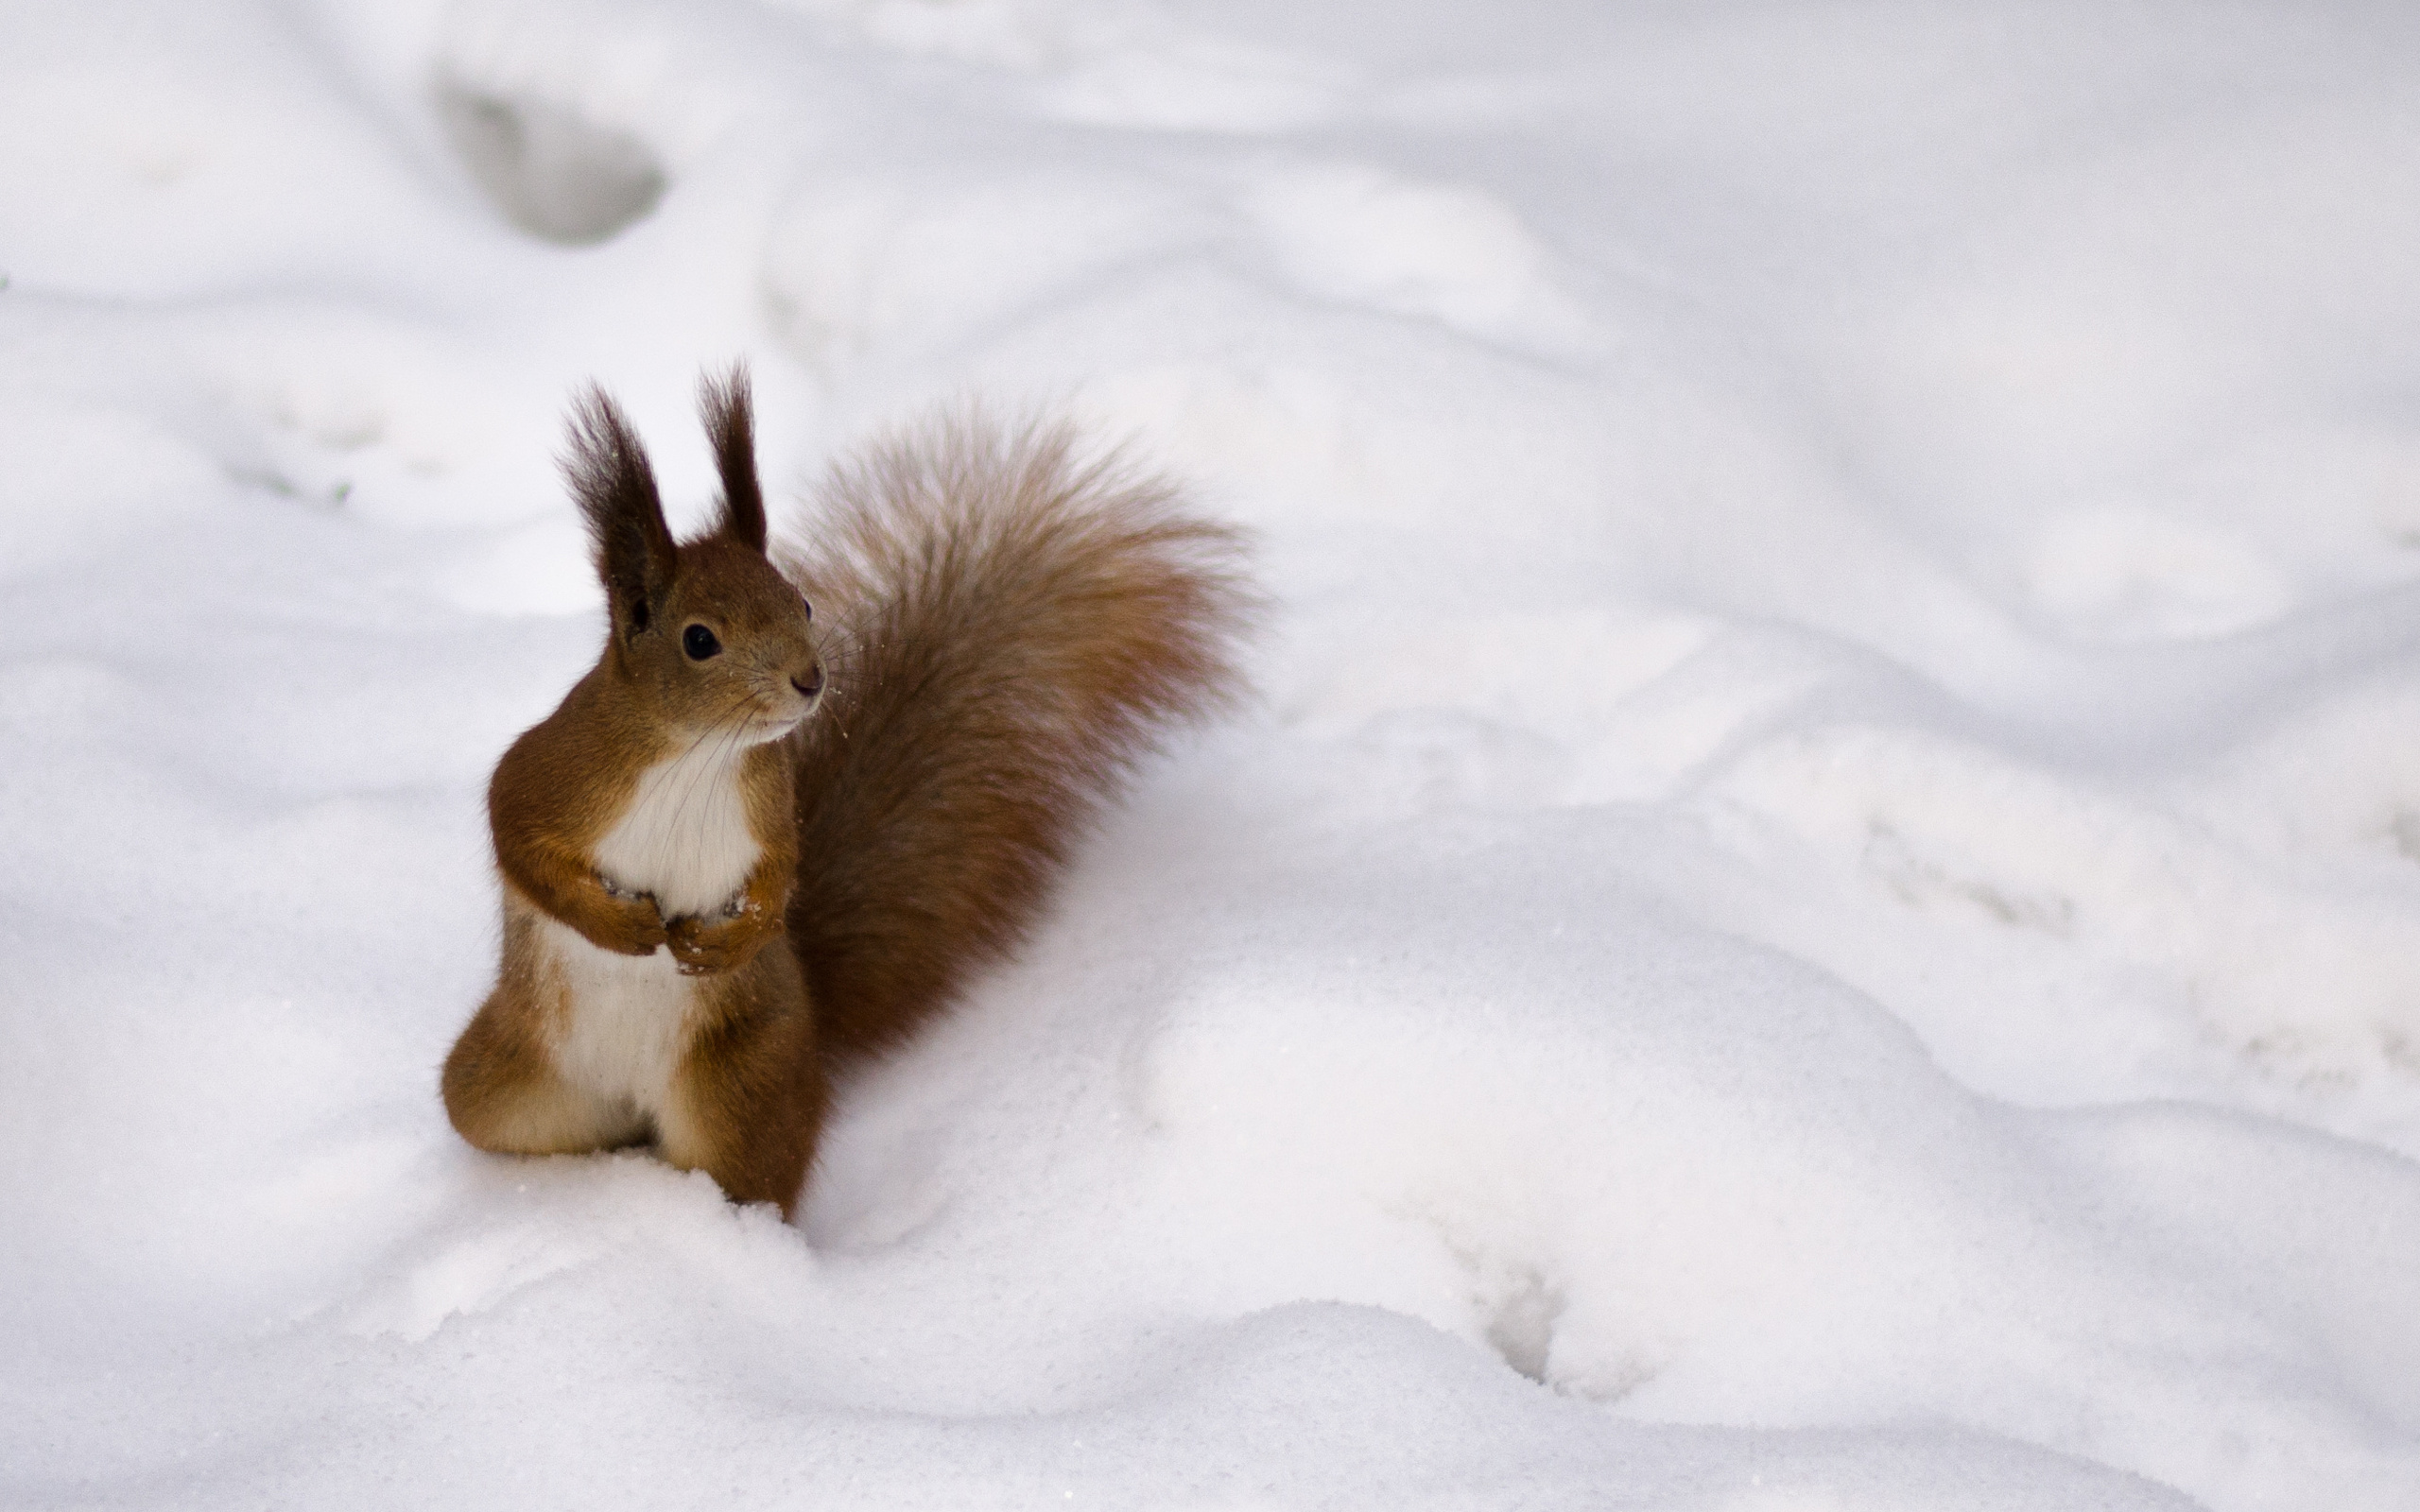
<box><xmin>5</xmin><ymin>2</ymin><xmax>2419</xmax><ymax>1507</ymax></box>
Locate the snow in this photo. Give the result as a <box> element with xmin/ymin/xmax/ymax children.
<box><xmin>4</xmin><ymin>1</ymin><xmax>2419</xmax><ymax>1506</ymax></box>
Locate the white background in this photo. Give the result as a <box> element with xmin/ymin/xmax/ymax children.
<box><xmin>4</xmin><ymin>2</ymin><xmax>2418</xmax><ymax>1506</ymax></box>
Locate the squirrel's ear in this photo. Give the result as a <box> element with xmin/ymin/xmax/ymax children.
<box><xmin>564</xmin><ymin>386</ymin><xmax>677</xmax><ymax>642</ymax></box>
<box><xmin>700</xmin><ymin>363</ymin><xmax>767</xmax><ymax>553</ymax></box>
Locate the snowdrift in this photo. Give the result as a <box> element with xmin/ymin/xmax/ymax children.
<box><xmin>4</xmin><ymin>2</ymin><xmax>2418</xmax><ymax>1507</ymax></box>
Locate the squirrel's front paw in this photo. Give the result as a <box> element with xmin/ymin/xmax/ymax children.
<box><xmin>666</xmin><ymin>925</ymin><xmax>735</xmax><ymax>976</ymax></box>
<box><xmin>666</xmin><ymin>912</ymin><xmax>767</xmax><ymax>976</ymax></box>
<box><xmin>585</xmin><ymin>885</ymin><xmax>669</xmax><ymax>956</ymax></box>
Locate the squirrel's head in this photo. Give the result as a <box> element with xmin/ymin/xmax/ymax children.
<box><xmin>564</xmin><ymin>367</ymin><xmax>824</xmax><ymax>744</ymax></box>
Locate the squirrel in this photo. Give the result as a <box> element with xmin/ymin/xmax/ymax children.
<box><xmin>441</xmin><ymin>368</ymin><xmax>1252</xmax><ymax>1217</ymax></box>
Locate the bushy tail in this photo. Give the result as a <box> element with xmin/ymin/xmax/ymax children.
<box><xmin>776</xmin><ymin>412</ymin><xmax>1255</xmax><ymax>1070</ymax></box>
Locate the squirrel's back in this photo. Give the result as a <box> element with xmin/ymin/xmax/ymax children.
<box><xmin>777</xmin><ymin>413</ymin><xmax>1254</xmax><ymax>1069</ymax></box>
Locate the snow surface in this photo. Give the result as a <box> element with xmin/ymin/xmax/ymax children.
<box><xmin>5</xmin><ymin>1</ymin><xmax>2420</xmax><ymax>1507</ymax></box>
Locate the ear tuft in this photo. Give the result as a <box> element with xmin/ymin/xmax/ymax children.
<box><xmin>700</xmin><ymin>363</ymin><xmax>767</xmax><ymax>552</ymax></box>
<box><xmin>563</xmin><ymin>385</ymin><xmax>676</xmax><ymax>640</ymax></box>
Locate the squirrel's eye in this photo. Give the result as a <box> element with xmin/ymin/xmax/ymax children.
<box><xmin>800</xmin><ymin>593</ymin><xmax>813</xmax><ymax>623</ymax></box>
<box><xmin>683</xmin><ymin>624</ymin><xmax>722</xmax><ymax>661</ymax></box>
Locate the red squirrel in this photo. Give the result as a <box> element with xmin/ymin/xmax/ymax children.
<box><xmin>441</xmin><ymin>369</ymin><xmax>1252</xmax><ymax>1215</ymax></box>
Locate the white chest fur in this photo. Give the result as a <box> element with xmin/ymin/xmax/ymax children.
<box><xmin>544</xmin><ymin>919</ymin><xmax>695</xmax><ymax>1109</ymax></box>
<box><xmin>544</xmin><ymin>739</ymin><xmax>766</xmax><ymax>1109</ymax></box>
<box><xmin>595</xmin><ymin>735</ymin><xmax>763</xmax><ymax>918</ymax></box>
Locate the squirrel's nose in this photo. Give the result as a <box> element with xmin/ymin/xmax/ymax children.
<box><xmin>791</xmin><ymin>664</ymin><xmax>824</xmax><ymax>699</ymax></box>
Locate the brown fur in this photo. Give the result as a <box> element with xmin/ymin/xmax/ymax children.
<box><xmin>442</xmin><ymin>373</ymin><xmax>1253</xmax><ymax>1217</ymax></box>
